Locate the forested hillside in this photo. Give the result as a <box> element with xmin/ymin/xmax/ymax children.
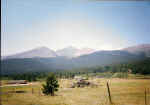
<box><xmin>1</xmin><ymin>50</ymin><xmax>145</xmax><ymax>75</ymax></box>
<box><xmin>2</xmin><ymin>58</ymin><xmax>150</xmax><ymax>81</ymax></box>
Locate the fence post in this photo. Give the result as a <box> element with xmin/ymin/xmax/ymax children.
<box><xmin>32</xmin><ymin>88</ymin><xmax>34</xmax><ymax>94</ymax></box>
<box><xmin>107</xmin><ymin>82</ymin><xmax>112</xmax><ymax>104</ymax></box>
<box><xmin>145</xmin><ymin>88</ymin><xmax>147</xmax><ymax>105</ymax></box>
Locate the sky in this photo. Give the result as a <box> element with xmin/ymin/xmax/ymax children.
<box><xmin>1</xmin><ymin>0</ymin><xmax>150</xmax><ymax>56</ymax></box>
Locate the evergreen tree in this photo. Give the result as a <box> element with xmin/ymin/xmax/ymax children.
<box><xmin>42</xmin><ymin>73</ymin><xmax>59</xmax><ymax>96</ymax></box>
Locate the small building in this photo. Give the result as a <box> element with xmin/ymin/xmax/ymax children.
<box><xmin>74</xmin><ymin>76</ymin><xmax>82</xmax><ymax>81</ymax></box>
<box><xmin>71</xmin><ymin>76</ymin><xmax>92</xmax><ymax>88</ymax></box>
<box><xmin>7</xmin><ymin>80</ymin><xmax>28</xmax><ymax>84</ymax></box>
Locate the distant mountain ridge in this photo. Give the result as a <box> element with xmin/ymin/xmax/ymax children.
<box><xmin>56</xmin><ymin>46</ymin><xmax>79</xmax><ymax>58</ymax></box>
<box><xmin>1</xmin><ymin>44</ymin><xmax>150</xmax><ymax>75</ymax></box>
<box><xmin>1</xmin><ymin>50</ymin><xmax>145</xmax><ymax>75</ymax></box>
<box><xmin>2</xmin><ymin>44</ymin><xmax>150</xmax><ymax>60</ymax></box>
<box><xmin>2</xmin><ymin>46</ymin><xmax>96</xmax><ymax>60</ymax></box>
<box><xmin>123</xmin><ymin>44</ymin><xmax>150</xmax><ymax>57</ymax></box>
<box><xmin>75</xmin><ymin>48</ymin><xmax>95</xmax><ymax>57</ymax></box>
<box><xmin>2</xmin><ymin>47</ymin><xmax>57</xmax><ymax>60</ymax></box>
<box><xmin>56</xmin><ymin>46</ymin><xmax>95</xmax><ymax>58</ymax></box>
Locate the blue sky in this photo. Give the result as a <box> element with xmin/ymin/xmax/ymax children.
<box><xmin>2</xmin><ymin>0</ymin><xmax>150</xmax><ymax>56</ymax></box>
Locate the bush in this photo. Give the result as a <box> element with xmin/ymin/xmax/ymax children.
<box><xmin>42</xmin><ymin>73</ymin><xmax>59</xmax><ymax>96</ymax></box>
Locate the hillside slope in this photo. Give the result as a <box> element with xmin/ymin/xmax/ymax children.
<box><xmin>1</xmin><ymin>50</ymin><xmax>145</xmax><ymax>74</ymax></box>
<box><xmin>123</xmin><ymin>44</ymin><xmax>150</xmax><ymax>57</ymax></box>
<box><xmin>2</xmin><ymin>47</ymin><xmax>57</xmax><ymax>60</ymax></box>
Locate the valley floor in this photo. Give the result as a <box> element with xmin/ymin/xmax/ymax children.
<box><xmin>1</xmin><ymin>78</ymin><xmax>150</xmax><ymax>105</ymax></box>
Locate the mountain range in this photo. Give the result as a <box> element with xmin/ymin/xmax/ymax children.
<box><xmin>1</xmin><ymin>44</ymin><xmax>150</xmax><ymax>74</ymax></box>
<box><xmin>56</xmin><ymin>46</ymin><xmax>95</xmax><ymax>58</ymax></box>
<box><xmin>123</xmin><ymin>44</ymin><xmax>150</xmax><ymax>57</ymax></box>
<box><xmin>2</xmin><ymin>47</ymin><xmax>57</xmax><ymax>60</ymax></box>
<box><xmin>2</xmin><ymin>46</ymin><xmax>96</xmax><ymax>60</ymax></box>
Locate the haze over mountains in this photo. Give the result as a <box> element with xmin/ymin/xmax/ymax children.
<box><xmin>123</xmin><ymin>44</ymin><xmax>150</xmax><ymax>57</ymax></box>
<box><xmin>1</xmin><ymin>44</ymin><xmax>150</xmax><ymax>74</ymax></box>
<box><xmin>2</xmin><ymin>44</ymin><xmax>150</xmax><ymax>59</ymax></box>
<box><xmin>56</xmin><ymin>46</ymin><xmax>95</xmax><ymax>58</ymax></box>
<box><xmin>2</xmin><ymin>46</ymin><xmax>96</xmax><ymax>59</ymax></box>
<box><xmin>2</xmin><ymin>47</ymin><xmax>58</xmax><ymax>60</ymax></box>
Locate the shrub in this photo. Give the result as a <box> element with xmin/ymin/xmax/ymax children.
<box><xmin>42</xmin><ymin>73</ymin><xmax>59</xmax><ymax>96</ymax></box>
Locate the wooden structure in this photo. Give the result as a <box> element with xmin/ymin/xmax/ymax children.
<box><xmin>6</xmin><ymin>80</ymin><xmax>27</xmax><ymax>84</ymax></box>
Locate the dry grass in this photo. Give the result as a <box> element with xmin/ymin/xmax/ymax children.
<box><xmin>0</xmin><ymin>78</ymin><xmax>150</xmax><ymax>105</ymax></box>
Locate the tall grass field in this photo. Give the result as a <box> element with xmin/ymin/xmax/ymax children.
<box><xmin>0</xmin><ymin>78</ymin><xmax>150</xmax><ymax>105</ymax></box>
